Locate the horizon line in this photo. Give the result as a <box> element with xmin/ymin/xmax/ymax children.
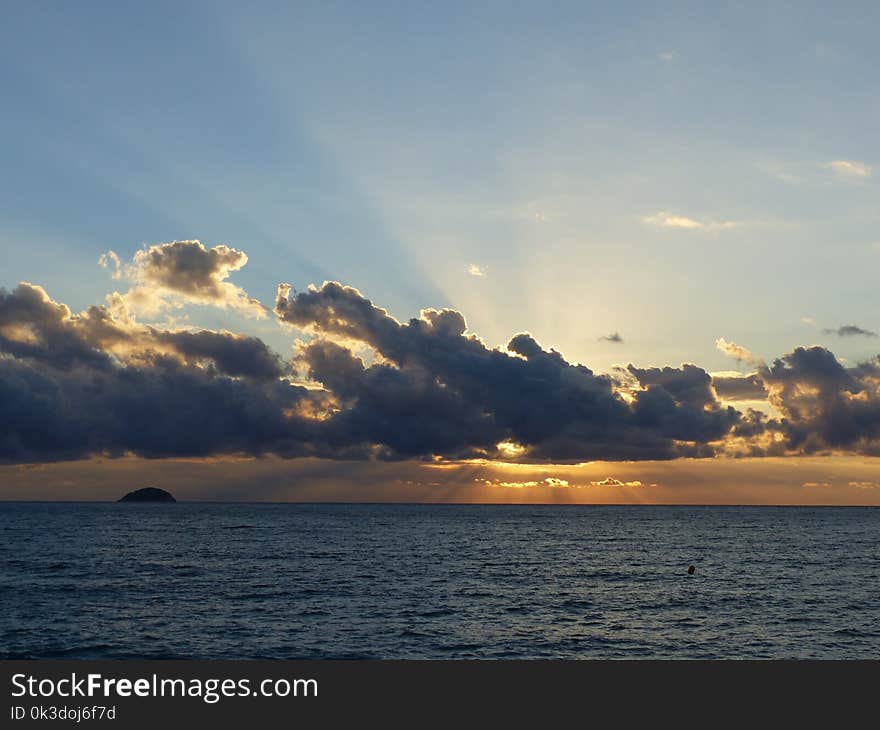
<box><xmin>0</xmin><ymin>500</ymin><xmax>877</xmax><ymax>508</ymax></box>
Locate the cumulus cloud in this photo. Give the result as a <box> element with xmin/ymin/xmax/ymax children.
<box><xmin>0</xmin><ymin>282</ymin><xmax>306</xmax><ymax>463</ymax></box>
<box><xmin>9</xmin><ymin>261</ymin><xmax>880</xmax><ymax>466</ymax></box>
<box><xmin>822</xmin><ymin>324</ymin><xmax>877</xmax><ymax>338</ymax></box>
<box><xmin>758</xmin><ymin>347</ymin><xmax>880</xmax><ymax>455</ymax></box>
<box><xmin>0</xmin><ymin>354</ymin><xmax>314</xmax><ymax>463</ymax></box>
<box><xmin>281</xmin><ymin>282</ymin><xmax>880</xmax><ymax>462</ymax></box>
<box><xmin>626</xmin><ymin>364</ymin><xmax>741</xmax><ymax>444</ymax></box>
<box><xmin>599</xmin><ymin>332</ymin><xmax>623</xmax><ymax>343</ymax></box>
<box><xmin>153</xmin><ymin>330</ymin><xmax>285</xmax><ymax>380</ymax></box>
<box><xmin>467</xmin><ymin>264</ymin><xmax>486</xmax><ymax>278</ymax></box>
<box><xmin>101</xmin><ymin>240</ymin><xmax>266</xmax><ymax>318</ymax></box>
<box><xmin>275</xmin><ymin>281</ymin><xmax>752</xmax><ymax>461</ymax></box>
<box><xmin>0</xmin><ymin>283</ymin><xmax>283</xmax><ymax>380</ymax></box>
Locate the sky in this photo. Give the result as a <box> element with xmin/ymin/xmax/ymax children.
<box><xmin>2</xmin><ymin>2</ymin><xmax>880</xmax><ymax>503</ymax></box>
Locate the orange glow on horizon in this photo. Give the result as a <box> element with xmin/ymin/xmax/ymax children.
<box><xmin>1</xmin><ymin>454</ymin><xmax>880</xmax><ymax>506</ymax></box>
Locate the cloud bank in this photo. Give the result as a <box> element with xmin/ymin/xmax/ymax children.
<box><xmin>5</xmin><ymin>242</ymin><xmax>880</xmax><ymax>465</ymax></box>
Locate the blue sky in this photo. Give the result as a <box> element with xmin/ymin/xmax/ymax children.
<box><xmin>3</xmin><ymin>1</ymin><xmax>880</xmax><ymax>374</ymax></box>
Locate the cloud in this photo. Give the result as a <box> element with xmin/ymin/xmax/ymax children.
<box><xmin>626</xmin><ymin>364</ymin><xmax>740</xmax><ymax>443</ymax></box>
<box><xmin>275</xmin><ymin>281</ymin><xmax>753</xmax><ymax>461</ymax></box>
<box><xmin>628</xmin><ymin>364</ymin><xmax>717</xmax><ymax>409</ymax></box>
<box><xmin>478</xmin><ymin>477</ymin><xmax>570</xmax><ymax>489</ymax></box>
<box><xmin>98</xmin><ymin>251</ymin><xmax>122</xmax><ymax>279</ymax></box>
<box><xmin>0</xmin><ymin>282</ymin><xmax>308</xmax><ymax>463</ymax></box>
<box><xmin>590</xmin><ymin>478</ymin><xmax>647</xmax><ymax>487</ymax></box>
<box><xmin>643</xmin><ymin>211</ymin><xmax>738</xmax><ymax>232</ymax></box>
<box><xmin>658</xmin><ymin>50</ymin><xmax>677</xmax><ymax>62</ymax></box>
<box><xmin>712</xmin><ymin>373</ymin><xmax>768</xmax><ymax>401</ymax></box>
<box><xmin>716</xmin><ymin>338</ymin><xmax>764</xmax><ymax>368</ymax></box>
<box><xmin>825</xmin><ymin>160</ymin><xmax>872</xmax><ymax>178</ymax></box>
<box><xmin>0</xmin><ymin>283</ymin><xmax>283</xmax><ymax>380</ymax></box>
<box><xmin>644</xmin><ymin>212</ymin><xmax>702</xmax><ymax>229</ymax></box>
<box><xmin>102</xmin><ymin>240</ymin><xmax>266</xmax><ymax>318</ymax></box>
<box><xmin>599</xmin><ymin>332</ymin><xmax>623</xmax><ymax>343</ymax></box>
<box><xmin>0</xmin><ymin>354</ymin><xmax>314</xmax><ymax>463</ymax></box>
<box><xmin>822</xmin><ymin>324</ymin><xmax>877</xmax><ymax>338</ymax></box>
<box><xmin>467</xmin><ymin>263</ymin><xmax>486</xmax><ymax>278</ymax></box>
<box><xmin>11</xmin><ymin>262</ymin><xmax>880</xmax><ymax>466</ymax></box>
<box><xmin>544</xmin><ymin>477</ymin><xmax>570</xmax><ymax>487</ymax></box>
<box><xmin>801</xmin><ymin>316</ymin><xmax>816</xmax><ymax>326</ymax></box>
<box><xmin>153</xmin><ymin>330</ymin><xmax>285</xmax><ymax>380</ymax></box>
<box><xmin>848</xmin><ymin>481</ymin><xmax>880</xmax><ymax>489</ymax></box>
<box><xmin>758</xmin><ymin>346</ymin><xmax>880</xmax><ymax>454</ymax></box>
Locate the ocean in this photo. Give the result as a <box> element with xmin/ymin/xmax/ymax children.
<box><xmin>1</xmin><ymin>503</ymin><xmax>878</xmax><ymax>659</ymax></box>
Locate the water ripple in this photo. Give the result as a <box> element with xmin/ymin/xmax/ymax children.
<box><xmin>1</xmin><ymin>504</ymin><xmax>878</xmax><ymax>659</ymax></box>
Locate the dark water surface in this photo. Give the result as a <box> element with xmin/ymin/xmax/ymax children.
<box><xmin>1</xmin><ymin>504</ymin><xmax>878</xmax><ymax>659</ymax></box>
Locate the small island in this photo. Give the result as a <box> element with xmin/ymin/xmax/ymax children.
<box><xmin>117</xmin><ymin>487</ymin><xmax>177</xmax><ymax>503</ymax></box>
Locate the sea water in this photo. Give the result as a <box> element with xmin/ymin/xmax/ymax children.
<box><xmin>1</xmin><ymin>503</ymin><xmax>877</xmax><ymax>659</ymax></box>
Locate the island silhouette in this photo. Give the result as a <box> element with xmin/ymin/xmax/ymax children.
<box><xmin>117</xmin><ymin>487</ymin><xmax>176</xmax><ymax>503</ymax></box>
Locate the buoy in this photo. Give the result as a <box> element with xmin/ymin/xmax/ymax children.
<box><xmin>687</xmin><ymin>565</ymin><xmax>696</xmax><ymax>575</ymax></box>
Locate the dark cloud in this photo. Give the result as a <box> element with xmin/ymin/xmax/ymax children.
<box><xmin>0</xmin><ymin>355</ymin><xmax>315</xmax><ymax>463</ymax></box>
<box><xmin>7</xmin><ymin>273</ymin><xmax>880</xmax><ymax>465</ymax></box>
<box><xmin>0</xmin><ymin>283</ymin><xmax>315</xmax><ymax>462</ymax></box>
<box><xmin>133</xmin><ymin>240</ymin><xmax>248</xmax><ymax>297</ymax></box>
<box><xmin>628</xmin><ymin>364</ymin><xmax>716</xmax><ymax>409</ymax></box>
<box><xmin>153</xmin><ymin>330</ymin><xmax>285</xmax><ymax>380</ymax></box>
<box><xmin>761</xmin><ymin>346</ymin><xmax>880</xmax><ymax>453</ymax></box>
<box><xmin>626</xmin><ymin>364</ymin><xmax>740</xmax><ymax>443</ymax></box>
<box><xmin>599</xmin><ymin>332</ymin><xmax>623</xmax><ymax>343</ymax></box>
<box><xmin>712</xmin><ymin>348</ymin><xmax>880</xmax><ymax>456</ymax></box>
<box><xmin>0</xmin><ymin>284</ymin><xmax>115</xmax><ymax>372</ymax></box>
<box><xmin>712</xmin><ymin>373</ymin><xmax>768</xmax><ymax>401</ymax></box>
<box><xmin>276</xmin><ymin>282</ymin><xmax>741</xmax><ymax>461</ymax></box>
<box><xmin>822</xmin><ymin>324</ymin><xmax>877</xmax><ymax>337</ymax></box>
<box><xmin>298</xmin><ymin>339</ymin><xmax>501</xmax><ymax>459</ymax></box>
<box><xmin>0</xmin><ymin>284</ymin><xmax>283</xmax><ymax>380</ymax></box>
